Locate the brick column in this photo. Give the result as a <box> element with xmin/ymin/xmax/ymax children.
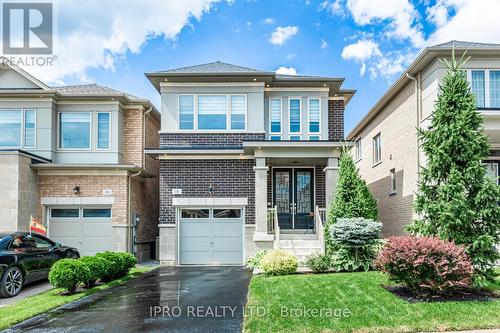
<box><xmin>324</xmin><ymin>157</ymin><xmax>339</xmax><ymax>208</ymax></box>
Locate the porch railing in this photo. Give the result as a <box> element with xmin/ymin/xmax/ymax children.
<box><xmin>267</xmin><ymin>206</ymin><xmax>280</xmax><ymax>247</ymax></box>
<box><xmin>315</xmin><ymin>206</ymin><xmax>326</xmax><ymax>254</ymax></box>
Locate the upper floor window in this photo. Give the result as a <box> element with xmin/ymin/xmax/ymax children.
<box><xmin>97</xmin><ymin>112</ymin><xmax>110</xmax><ymax>149</ymax></box>
<box><xmin>270</xmin><ymin>98</ymin><xmax>282</xmax><ymax>133</ymax></box>
<box><xmin>467</xmin><ymin>69</ymin><xmax>500</xmax><ymax>108</ymax></box>
<box><xmin>355</xmin><ymin>138</ymin><xmax>362</xmax><ymax>161</ymax></box>
<box><xmin>178</xmin><ymin>94</ymin><xmax>247</xmax><ymax>131</ymax></box>
<box><xmin>309</xmin><ymin>135</ymin><xmax>320</xmax><ymax>141</ymax></box>
<box><xmin>290</xmin><ymin>135</ymin><xmax>301</xmax><ymax>141</ymax></box>
<box><xmin>270</xmin><ymin>135</ymin><xmax>281</xmax><ymax>141</ymax></box>
<box><xmin>0</xmin><ymin>109</ymin><xmax>36</xmax><ymax>148</ymax></box>
<box><xmin>390</xmin><ymin>168</ymin><xmax>396</xmax><ymax>194</ymax></box>
<box><xmin>308</xmin><ymin>98</ymin><xmax>320</xmax><ymax>133</ymax></box>
<box><xmin>179</xmin><ymin>95</ymin><xmax>194</xmax><ymax>130</ymax></box>
<box><xmin>59</xmin><ymin>112</ymin><xmax>91</xmax><ymax>149</ymax></box>
<box><xmin>289</xmin><ymin>98</ymin><xmax>301</xmax><ymax>133</ymax></box>
<box><xmin>373</xmin><ymin>133</ymin><xmax>381</xmax><ymax>165</ymax></box>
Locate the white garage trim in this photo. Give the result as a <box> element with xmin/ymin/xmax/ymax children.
<box><xmin>172</xmin><ymin>197</ymin><xmax>248</xmax><ymax>206</ymax></box>
<box><xmin>41</xmin><ymin>196</ymin><xmax>115</xmax><ymax>205</ymax></box>
<box><xmin>176</xmin><ymin>205</ymin><xmax>246</xmax><ymax>266</ymax></box>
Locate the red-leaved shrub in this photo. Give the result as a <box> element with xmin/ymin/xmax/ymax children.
<box><xmin>375</xmin><ymin>236</ymin><xmax>473</xmax><ymax>294</ymax></box>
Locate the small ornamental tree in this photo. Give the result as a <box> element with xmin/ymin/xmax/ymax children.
<box><xmin>325</xmin><ymin>148</ymin><xmax>378</xmax><ymax>252</ymax></box>
<box><xmin>409</xmin><ymin>51</ymin><xmax>500</xmax><ymax>284</ymax></box>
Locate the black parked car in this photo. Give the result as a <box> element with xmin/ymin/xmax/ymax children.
<box><xmin>0</xmin><ymin>232</ymin><xmax>80</xmax><ymax>297</ymax></box>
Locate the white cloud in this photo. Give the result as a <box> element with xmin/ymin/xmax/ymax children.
<box><xmin>263</xmin><ymin>18</ymin><xmax>275</xmax><ymax>24</ymax></box>
<box><xmin>275</xmin><ymin>66</ymin><xmax>298</xmax><ymax>75</ymax></box>
<box><xmin>269</xmin><ymin>26</ymin><xmax>299</xmax><ymax>46</ymax></box>
<box><xmin>341</xmin><ymin>39</ymin><xmax>381</xmax><ymax>61</ymax></box>
<box><xmin>286</xmin><ymin>53</ymin><xmax>297</xmax><ymax>60</ymax></box>
<box><xmin>7</xmin><ymin>0</ymin><xmax>225</xmax><ymax>84</ymax></box>
<box><xmin>346</xmin><ymin>0</ymin><xmax>425</xmax><ymax>47</ymax></box>
<box><xmin>246</xmin><ymin>21</ymin><xmax>252</xmax><ymax>27</ymax></box>
<box><xmin>319</xmin><ymin>0</ymin><xmax>344</xmax><ymax>15</ymax></box>
<box><xmin>321</xmin><ymin>39</ymin><xmax>328</xmax><ymax>49</ymax></box>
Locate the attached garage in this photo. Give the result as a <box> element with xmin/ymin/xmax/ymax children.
<box><xmin>179</xmin><ymin>208</ymin><xmax>244</xmax><ymax>265</ymax></box>
<box><xmin>48</xmin><ymin>207</ymin><xmax>113</xmax><ymax>256</ymax></box>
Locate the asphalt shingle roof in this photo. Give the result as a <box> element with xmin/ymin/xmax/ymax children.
<box><xmin>432</xmin><ymin>40</ymin><xmax>500</xmax><ymax>49</ymax></box>
<box><xmin>153</xmin><ymin>61</ymin><xmax>268</xmax><ymax>74</ymax></box>
<box><xmin>51</xmin><ymin>84</ymin><xmax>141</xmax><ymax>99</ymax></box>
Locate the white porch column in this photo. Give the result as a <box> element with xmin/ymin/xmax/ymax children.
<box><xmin>253</xmin><ymin>157</ymin><xmax>273</xmax><ymax>241</ymax></box>
<box><xmin>324</xmin><ymin>157</ymin><xmax>339</xmax><ymax>208</ymax></box>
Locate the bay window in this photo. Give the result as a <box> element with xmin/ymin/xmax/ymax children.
<box><xmin>289</xmin><ymin>98</ymin><xmax>301</xmax><ymax>133</ymax></box>
<box><xmin>179</xmin><ymin>95</ymin><xmax>194</xmax><ymax>130</ymax></box>
<box><xmin>0</xmin><ymin>109</ymin><xmax>36</xmax><ymax>148</ymax></box>
<box><xmin>308</xmin><ymin>98</ymin><xmax>320</xmax><ymax>133</ymax></box>
<box><xmin>467</xmin><ymin>69</ymin><xmax>500</xmax><ymax>108</ymax></box>
<box><xmin>490</xmin><ymin>70</ymin><xmax>500</xmax><ymax>108</ymax></box>
<box><xmin>59</xmin><ymin>112</ymin><xmax>91</xmax><ymax>149</ymax></box>
<box><xmin>230</xmin><ymin>95</ymin><xmax>246</xmax><ymax>130</ymax></box>
<box><xmin>97</xmin><ymin>112</ymin><xmax>110</xmax><ymax>149</ymax></box>
<box><xmin>198</xmin><ymin>95</ymin><xmax>227</xmax><ymax>130</ymax></box>
<box><xmin>471</xmin><ymin>70</ymin><xmax>485</xmax><ymax>108</ymax></box>
<box><xmin>270</xmin><ymin>98</ymin><xmax>282</xmax><ymax>133</ymax></box>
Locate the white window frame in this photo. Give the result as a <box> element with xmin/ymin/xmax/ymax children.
<box><xmin>177</xmin><ymin>94</ymin><xmax>195</xmax><ymax>131</ymax></box>
<box><xmin>57</xmin><ymin>112</ymin><xmax>92</xmax><ymax>151</ymax></box>
<box><xmin>307</xmin><ymin>97</ymin><xmax>321</xmax><ymax>134</ymax></box>
<box><xmin>0</xmin><ymin>108</ymin><xmax>37</xmax><ymax>149</ymax></box>
<box><xmin>177</xmin><ymin>93</ymin><xmax>247</xmax><ymax>132</ymax></box>
<box><xmin>96</xmin><ymin>112</ymin><xmax>111</xmax><ymax>151</ymax></box>
<box><xmin>269</xmin><ymin>98</ymin><xmax>283</xmax><ymax>134</ymax></box>
<box><xmin>466</xmin><ymin>68</ymin><xmax>500</xmax><ymax>109</ymax></box>
<box><xmin>373</xmin><ymin>133</ymin><xmax>381</xmax><ymax>166</ymax></box>
<box><xmin>355</xmin><ymin>138</ymin><xmax>362</xmax><ymax>162</ymax></box>
<box><xmin>288</xmin><ymin>97</ymin><xmax>302</xmax><ymax>136</ymax></box>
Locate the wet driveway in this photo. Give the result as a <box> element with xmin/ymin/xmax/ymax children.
<box><xmin>4</xmin><ymin>266</ymin><xmax>253</xmax><ymax>333</ymax></box>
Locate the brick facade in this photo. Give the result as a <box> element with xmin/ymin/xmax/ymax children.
<box><xmin>160</xmin><ymin>132</ymin><xmax>265</xmax><ymax>148</ymax></box>
<box><xmin>160</xmin><ymin>159</ymin><xmax>255</xmax><ymax>224</ymax></box>
<box><xmin>328</xmin><ymin>99</ymin><xmax>345</xmax><ymax>141</ymax></box>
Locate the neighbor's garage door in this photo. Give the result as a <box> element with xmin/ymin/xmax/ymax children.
<box><xmin>179</xmin><ymin>208</ymin><xmax>243</xmax><ymax>265</ymax></box>
<box><xmin>49</xmin><ymin>207</ymin><xmax>113</xmax><ymax>256</ymax></box>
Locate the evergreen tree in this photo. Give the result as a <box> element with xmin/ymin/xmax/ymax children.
<box><xmin>409</xmin><ymin>52</ymin><xmax>500</xmax><ymax>284</ymax></box>
<box><xmin>325</xmin><ymin>148</ymin><xmax>378</xmax><ymax>252</ymax></box>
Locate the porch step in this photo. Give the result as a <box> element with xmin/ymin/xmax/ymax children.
<box><xmin>279</xmin><ymin>233</ymin><xmax>318</xmax><ymax>240</ymax></box>
<box><xmin>276</xmin><ymin>239</ymin><xmax>323</xmax><ymax>262</ymax></box>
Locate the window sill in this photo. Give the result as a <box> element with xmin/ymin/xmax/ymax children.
<box><xmin>372</xmin><ymin>161</ymin><xmax>382</xmax><ymax>168</ymax></box>
<box><xmin>389</xmin><ymin>191</ymin><xmax>397</xmax><ymax>196</ymax></box>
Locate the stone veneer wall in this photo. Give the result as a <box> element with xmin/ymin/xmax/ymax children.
<box><xmin>328</xmin><ymin>99</ymin><xmax>345</xmax><ymax>141</ymax></box>
<box><xmin>160</xmin><ymin>159</ymin><xmax>255</xmax><ymax>224</ymax></box>
<box><xmin>160</xmin><ymin>132</ymin><xmax>265</xmax><ymax>148</ymax></box>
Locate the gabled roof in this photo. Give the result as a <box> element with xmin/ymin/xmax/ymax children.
<box><xmin>347</xmin><ymin>40</ymin><xmax>500</xmax><ymax>139</ymax></box>
<box><xmin>0</xmin><ymin>56</ymin><xmax>51</xmax><ymax>90</ymax></box>
<box><xmin>152</xmin><ymin>61</ymin><xmax>271</xmax><ymax>75</ymax></box>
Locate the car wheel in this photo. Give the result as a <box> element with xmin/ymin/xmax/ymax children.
<box><xmin>69</xmin><ymin>252</ymin><xmax>79</xmax><ymax>259</ymax></box>
<box><xmin>0</xmin><ymin>266</ymin><xmax>24</xmax><ymax>298</ymax></box>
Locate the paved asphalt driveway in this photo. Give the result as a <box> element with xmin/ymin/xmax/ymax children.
<box><xmin>4</xmin><ymin>266</ymin><xmax>252</xmax><ymax>333</ymax></box>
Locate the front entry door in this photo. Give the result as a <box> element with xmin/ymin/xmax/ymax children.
<box><xmin>273</xmin><ymin>168</ymin><xmax>314</xmax><ymax>230</ymax></box>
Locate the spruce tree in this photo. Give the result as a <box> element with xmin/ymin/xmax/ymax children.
<box><xmin>410</xmin><ymin>52</ymin><xmax>500</xmax><ymax>284</ymax></box>
<box><xmin>325</xmin><ymin>148</ymin><xmax>378</xmax><ymax>252</ymax></box>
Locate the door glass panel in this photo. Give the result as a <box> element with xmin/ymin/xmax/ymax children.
<box><xmin>51</xmin><ymin>208</ymin><xmax>80</xmax><ymax>218</ymax></box>
<box><xmin>275</xmin><ymin>171</ymin><xmax>290</xmax><ymax>214</ymax></box>
<box><xmin>213</xmin><ymin>209</ymin><xmax>241</xmax><ymax>218</ymax></box>
<box><xmin>181</xmin><ymin>209</ymin><xmax>209</xmax><ymax>218</ymax></box>
<box><xmin>296</xmin><ymin>171</ymin><xmax>312</xmax><ymax>214</ymax></box>
<box><xmin>83</xmin><ymin>209</ymin><xmax>112</xmax><ymax>218</ymax></box>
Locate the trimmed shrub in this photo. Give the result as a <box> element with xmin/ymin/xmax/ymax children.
<box><xmin>95</xmin><ymin>252</ymin><xmax>122</xmax><ymax>281</ymax></box>
<box><xmin>116</xmin><ymin>252</ymin><xmax>137</xmax><ymax>275</ymax></box>
<box><xmin>330</xmin><ymin>218</ymin><xmax>383</xmax><ymax>272</ymax></box>
<box><xmin>305</xmin><ymin>253</ymin><xmax>331</xmax><ymax>273</ymax></box>
<box><xmin>48</xmin><ymin>258</ymin><xmax>90</xmax><ymax>294</ymax></box>
<box><xmin>375</xmin><ymin>236</ymin><xmax>474</xmax><ymax>294</ymax></box>
<box><xmin>246</xmin><ymin>249</ymin><xmax>269</xmax><ymax>269</ymax></box>
<box><xmin>260</xmin><ymin>250</ymin><xmax>298</xmax><ymax>276</ymax></box>
<box><xmin>79</xmin><ymin>256</ymin><xmax>108</xmax><ymax>287</ymax></box>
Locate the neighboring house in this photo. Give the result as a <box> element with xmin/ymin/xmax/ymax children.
<box><xmin>0</xmin><ymin>59</ymin><xmax>160</xmax><ymax>260</ymax></box>
<box><xmin>347</xmin><ymin>41</ymin><xmax>500</xmax><ymax>236</ymax></box>
<box><xmin>145</xmin><ymin>61</ymin><xmax>355</xmax><ymax>265</ymax></box>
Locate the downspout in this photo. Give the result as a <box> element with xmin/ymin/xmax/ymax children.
<box><xmin>142</xmin><ymin>106</ymin><xmax>153</xmax><ymax>168</ymax></box>
<box><xmin>128</xmin><ymin>170</ymin><xmax>142</xmax><ymax>254</ymax></box>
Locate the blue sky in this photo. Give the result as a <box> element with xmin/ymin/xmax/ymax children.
<box><xmin>10</xmin><ymin>0</ymin><xmax>499</xmax><ymax>134</ymax></box>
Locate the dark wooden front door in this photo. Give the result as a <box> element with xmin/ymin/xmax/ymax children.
<box><xmin>273</xmin><ymin>168</ymin><xmax>314</xmax><ymax>230</ymax></box>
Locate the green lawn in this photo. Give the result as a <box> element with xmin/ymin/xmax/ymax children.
<box><xmin>0</xmin><ymin>266</ymin><xmax>153</xmax><ymax>331</ymax></box>
<box><xmin>244</xmin><ymin>271</ymin><xmax>500</xmax><ymax>333</ymax></box>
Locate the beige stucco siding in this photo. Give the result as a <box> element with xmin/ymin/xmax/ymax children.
<box><xmin>353</xmin><ymin>81</ymin><xmax>419</xmax><ymax>235</ymax></box>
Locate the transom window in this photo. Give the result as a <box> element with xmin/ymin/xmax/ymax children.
<box><xmin>289</xmin><ymin>98</ymin><xmax>301</xmax><ymax>133</ymax></box>
<box><xmin>178</xmin><ymin>94</ymin><xmax>247</xmax><ymax>131</ymax></box>
<box><xmin>467</xmin><ymin>69</ymin><xmax>500</xmax><ymax>108</ymax></box>
<box><xmin>270</xmin><ymin>98</ymin><xmax>282</xmax><ymax>133</ymax></box>
<box><xmin>308</xmin><ymin>98</ymin><xmax>320</xmax><ymax>133</ymax></box>
<box><xmin>0</xmin><ymin>109</ymin><xmax>36</xmax><ymax>148</ymax></box>
<box><xmin>59</xmin><ymin>112</ymin><xmax>91</xmax><ymax>149</ymax></box>
<box><xmin>373</xmin><ymin>133</ymin><xmax>381</xmax><ymax>165</ymax></box>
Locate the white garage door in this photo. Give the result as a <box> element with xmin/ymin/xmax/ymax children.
<box><xmin>49</xmin><ymin>207</ymin><xmax>113</xmax><ymax>256</ymax></box>
<box><xmin>179</xmin><ymin>208</ymin><xmax>243</xmax><ymax>265</ymax></box>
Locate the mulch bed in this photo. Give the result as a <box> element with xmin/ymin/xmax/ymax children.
<box><xmin>384</xmin><ymin>285</ymin><xmax>499</xmax><ymax>303</ymax></box>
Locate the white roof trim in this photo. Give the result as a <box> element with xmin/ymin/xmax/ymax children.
<box><xmin>0</xmin><ymin>57</ymin><xmax>51</xmax><ymax>90</ymax></box>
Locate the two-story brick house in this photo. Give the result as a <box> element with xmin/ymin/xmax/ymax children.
<box><xmin>347</xmin><ymin>41</ymin><xmax>500</xmax><ymax>236</ymax></box>
<box><xmin>146</xmin><ymin>62</ymin><xmax>354</xmax><ymax>265</ymax></box>
<box><xmin>0</xmin><ymin>59</ymin><xmax>160</xmax><ymax>260</ymax></box>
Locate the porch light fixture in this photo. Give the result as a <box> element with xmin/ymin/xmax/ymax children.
<box><xmin>253</xmin><ymin>78</ymin><xmax>257</xmax><ymax>81</ymax></box>
<box><xmin>73</xmin><ymin>186</ymin><xmax>81</xmax><ymax>195</ymax></box>
<box><xmin>208</xmin><ymin>185</ymin><xmax>214</xmax><ymax>194</ymax></box>
<box><xmin>164</xmin><ymin>78</ymin><xmax>168</xmax><ymax>81</ymax></box>
<box><xmin>323</xmin><ymin>84</ymin><xmax>327</xmax><ymax>87</ymax></box>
